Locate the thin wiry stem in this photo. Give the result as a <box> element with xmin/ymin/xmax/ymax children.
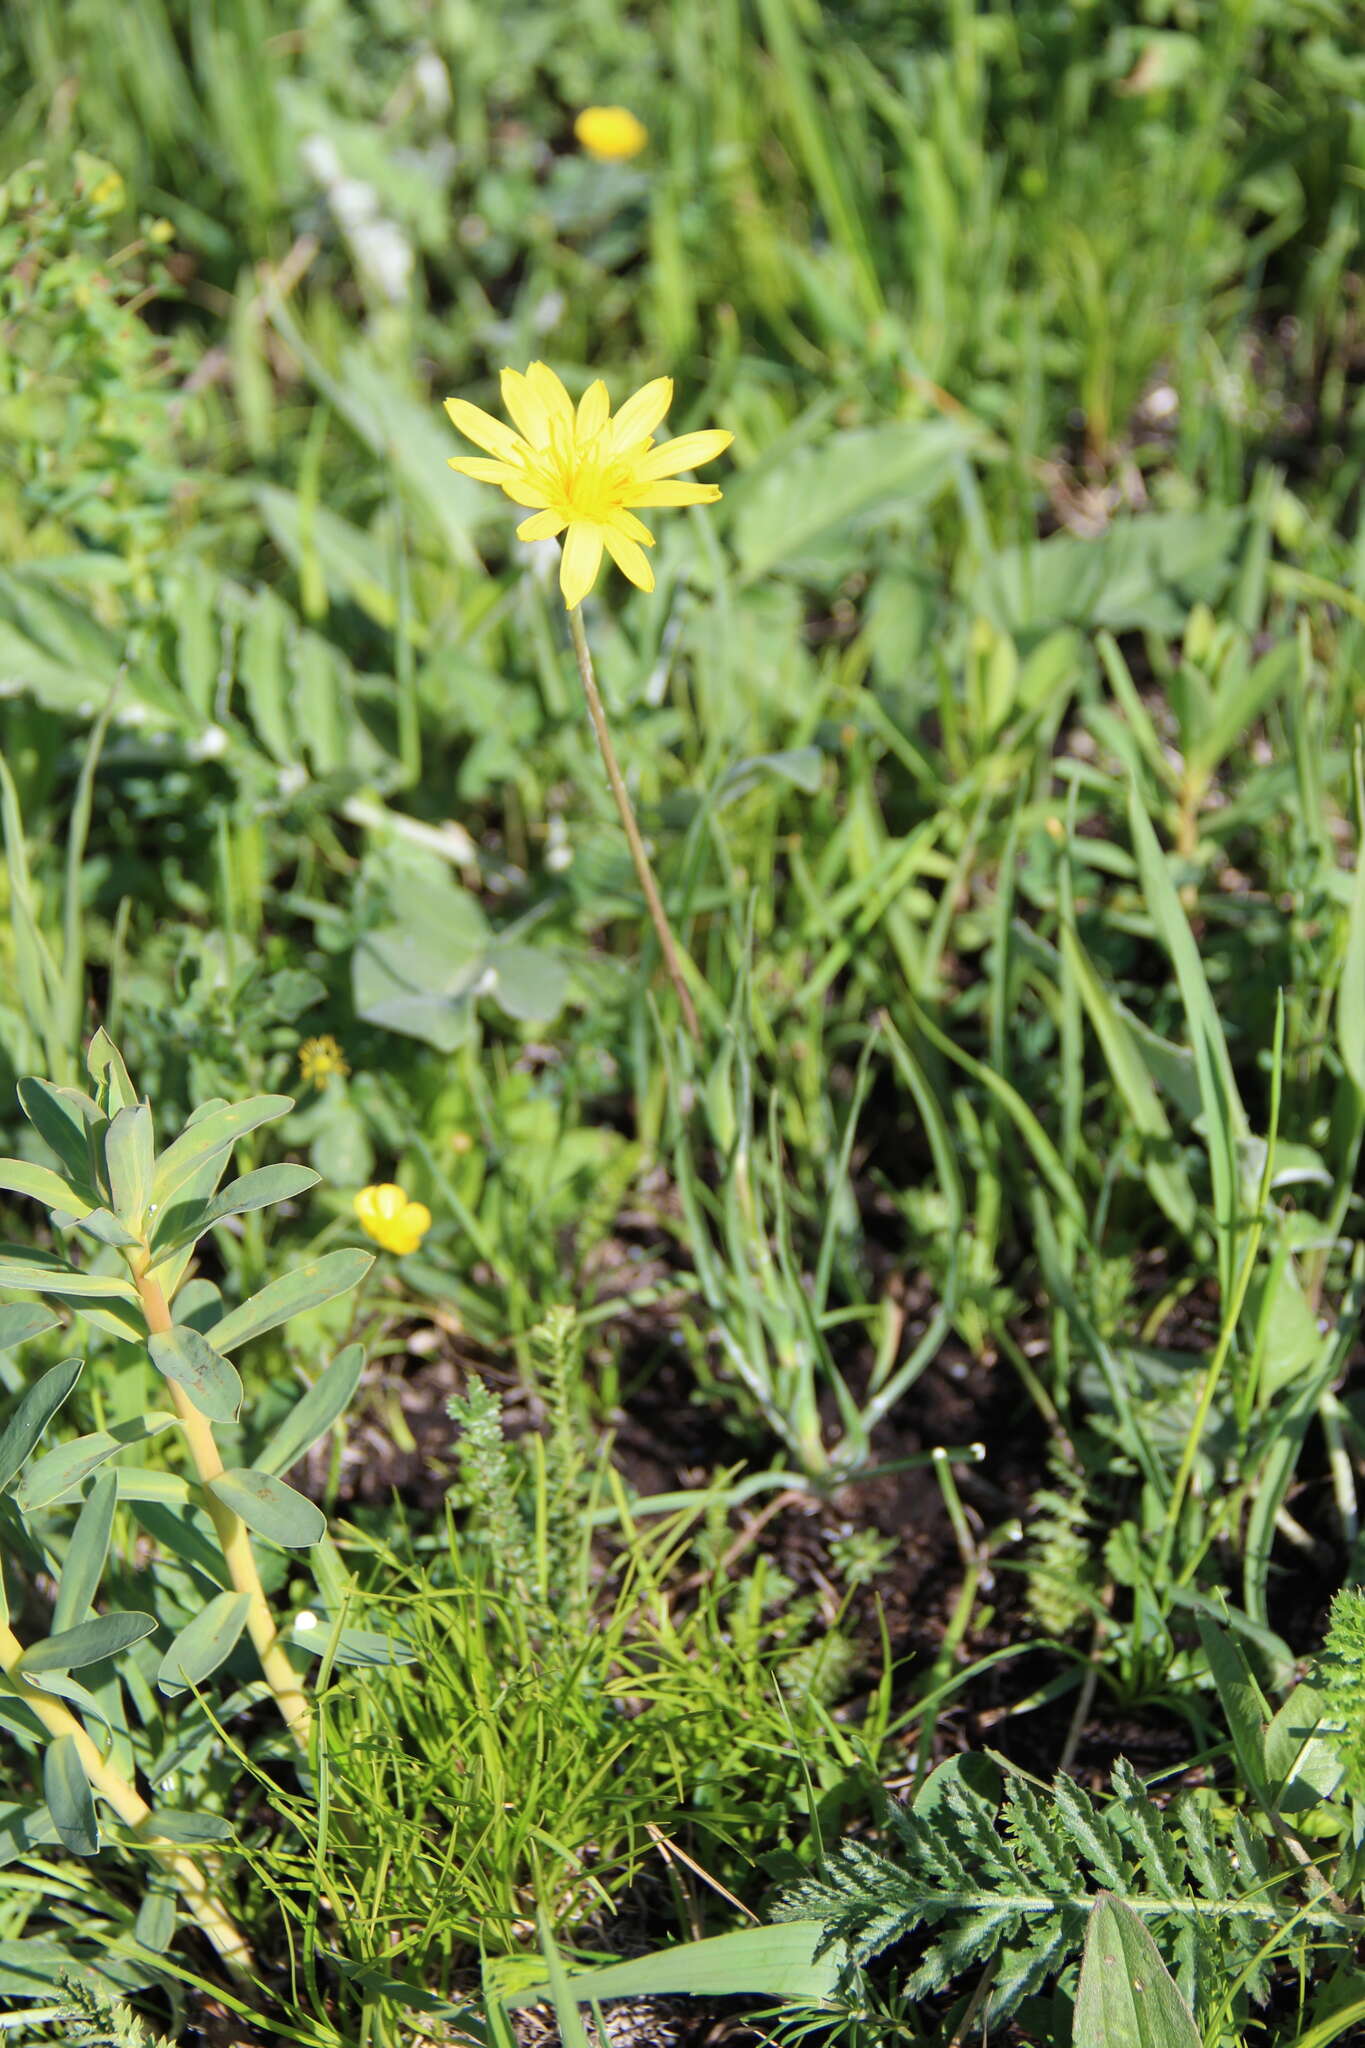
<box><xmin>567</xmin><ymin>603</ymin><xmax>701</xmax><ymax>1043</ymax></box>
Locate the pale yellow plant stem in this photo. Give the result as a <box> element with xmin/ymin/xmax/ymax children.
<box><xmin>567</xmin><ymin>603</ymin><xmax>701</xmax><ymax>1043</ymax></box>
<box><xmin>0</xmin><ymin>1620</ymin><xmax>252</xmax><ymax>1972</ymax></box>
<box><xmin>135</xmin><ymin>1268</ymin><xmax>312</xmax><ymax>1752</ymax></box>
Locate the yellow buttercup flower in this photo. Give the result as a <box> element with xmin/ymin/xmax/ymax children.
<box><xmin>574</xmin><ymin>105</ymin><xmax>648</xmax><ymax>162</ymax></box>
<box><xmin>354</xmin><ymin>1183</ymin><xmax>432</xmax><ymax>1256</ymax></box>
<box><xmin>299</xmin><ymin>1034</ymin><xmax>349</xmax><ymax>1087</ymax></box>
<box><xmin>445</xmin><ymin>363</ymin><xmax>732</xmax><ymax>609</ymax></box>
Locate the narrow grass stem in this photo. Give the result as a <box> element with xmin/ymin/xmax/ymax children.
<box><xmin>1159</xmin><ymin>1001</ymin><xmax>1284</xmax><ymax>1583</ymax></box>
<box><xmin>135</xmin><ymin>1268</ymin><xmax>312</xmax><ymax>1751</ymax></box>
<box><xmin>567</xmin><ymin>604</ymin><xmax>701</xmax><ymax>1043</ymax></box>
<box><xmin>0</xmin><ymin>1620</ymin><xmax>253</xmax><ymax>1972</ymax></box>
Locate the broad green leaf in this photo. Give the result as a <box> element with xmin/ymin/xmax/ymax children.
<box><xmin>1189</xmin><ymin>638</ymin><xmax>1298</xmax><ymax>780</ymax></box>
<box><xmin>1262</xmin><ymin>1681</ymin><xmax>1345</xmax><ymax>1813</ymax></box>
<box><xmin>142</xmin><ymin>1809</ymin><xmax>235</xmax><ymax>1845</ymax></box>
<box><xmin>352</xmin><ymin>877</ymin><xmax>491</xmax><ymax>1050</ymax></box>
<box><xmin>150</xmin><ymin>1094</ymin><xmax>293</xmax><ymax>1211</ymax></box>
<box><xmin>1074</xmin><ymin>1894</ymin><xmax>1199</xmax><ymax>2048</ymax></box>
<box><xmin>733</xmin><ymin>421</ymin><xmax>973</xmax><ymax>585</ymax></box>
<box><xmin>19</xmin><ymin>1610</ymin><xmax>156</xmax><ymax>1673</ymax></box>
<box><xmin>157</xmin><ymin>1590</ymin><xmax>252</xmax><ymax>1695</ymax></box>
<box><xmin>102</xmin><ymin>1102</ymin><xmax>155</xmax><ymax>1228</ymax></box>
<box><xmin>15</xmin><ymin>1668</ymin><xmax>114</xmax><ymax>1730</ymax></box>
<box><xmin>15</xmin><ymin>1078</ymin><xmax>102</xmax><ymax>1199</ymax></box>
<box><xmin>206</xmin><ymin>1248</ymin><xmax>373</xmax><ymax>1354</ymax></box>
<box><xmin>150</xmin><ymin>1163</ymin><xmax>321</xmax><ymax>1258</ymax></box>
<box><xmin>14</xmin><ymin>1432</ymin><xmax>124</xmax><ymax>1512</ymax></box>
<box><xmin>85</xmin><ymin>1028</ymin><xmax>137</xmax><ymax>1111</ymax></box>
<box><xmin>147</xmin><ymin>1325</ymin><xmax>244</xmax><ymax>1425</ymax></box>
<box><xmin>256</xmin><ymin>1344</ymin><xmax>365</xmax><ymax>1475</ymax></box>
<box><xmin>288</xmin><ymin>1620</ymin><xmax>415</xmax><ymax>1666</ymax></box>
<box><xmin>52</xmin><ymin>1471</ymin><xmax>117</xmax><ymax>1633</ymax></box>
<box><xmin>134</xmin><ymin>1880</ymin><xmax>177</xmax><ymax>1953</ymax></box>
<box><xmin>0</xmin><ymin>1246</ymin><xmax>139</xmax><ymax>1302</ymax></box>
<box><xmin>130</xmin><ymin>1499</ymin><xmax>230</xmax><ymax>1591</ymax></box>
<box><xmin>0</xmin><ymin>1355</ymin><xmax>83</xmax><ymax>1493</ymax></box>
<box><xmin>75</xmin><ymin>1205</ymin><xmax>142</xmax><ymax>1247</ymax></box>
<box><xmin>43</xmin><ymin>1734</ymin><xmax>98</xmax><ymax>1857</ymax></box>
<box><xmin>1060</xmin><ymin>923</ymin><xmax>1196</xmax><ymax>1234</ymax></box>
<box><xmin>500</xmin><ymin>1922</ymin><xmax>846</xmax><ymax>2009</ymax></box>
<box><xmin>0</xmin><ymin>1157</ymin><xmax>88</xmax><ymax>1215</ymax></box>
<box><xmin>1194</xmin><ymin>1614</ymin><xmax>1270</xmax><ymax>1800</ymax></box>
<box><xmin>0</xmin><ymin>1801</ymin><xmax>61</xmax><ymax>1870</ymax></box>
<box><xmin>0</xmin><ymin>1304</ymin><xmax>58</xmax><ymax>1354</ymax></box>
<box><xmin>47</xmin><ymin>1293</ymin><xmax>144</xmax><ymax>1343</ymax></box>
<box><xmin>209</xmin><ymin>1467</ymin><xmax>326</xmax><ymax>1547</ymax></box>
<box><xmin>488</xmin><ymin>944</ymin><xmax>569</xmax><ymax>1025</ymax></box>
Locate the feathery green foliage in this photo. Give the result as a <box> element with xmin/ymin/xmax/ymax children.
<box><xmin>775</xmin><ymin>1757</ymin><xmax>1350</xmax><ymax>2028</ymax></box>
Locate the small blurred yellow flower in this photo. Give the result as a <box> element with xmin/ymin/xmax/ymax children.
<box><xmin>574</xmin><ymin>106</ymin><xmax>648</xmax><ymax>162</ymax></box>
<box><xmin>299</xmin><ymin>1035</ymin><xmax>349</xmax><ymax>1087</ymax></box>
<box><xmin>148</xmin><ymin>217</ymin><xmax>175</xmax><ymax>245</ymax></box>
<box><xmin>445</xmin><ymin>362</ymin><xmax>732</xmax><ymax>609</ymax></box>
<box><xmin>355</xmin><ymin>1183</ymin><xmax>432</xmax><ymax>1256</ymax></box>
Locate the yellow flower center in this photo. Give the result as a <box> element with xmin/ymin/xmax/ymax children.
<box><xmin>521</xmin><ymin>428</ymin><xmax>638</xmax><ymax>527</ymax></box>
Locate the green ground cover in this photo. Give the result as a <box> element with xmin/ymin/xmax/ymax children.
<box><xmin>2</xmin><ymin>2</ymin><xmax>1365</xmax><ymax>2042</ymax></box>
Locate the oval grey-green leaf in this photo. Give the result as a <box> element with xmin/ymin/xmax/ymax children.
<box><xmin>157</xmin><ymin>1590</ymin><xmax>253</xmax><ymax>1695</ymax></box>
<box><xmin>19</xmin><ymin>1610</ymin><xmax>157</xmax><ymax>1674</ymax></box>
<box><xmin>147</xmin><ymin>1325</ymin><xmax>243</xmax><ymax>1425</ymax></box>
<box><xmin>43</xmin><ymin>1735</ymin><xmax>98</xmax><ymax>1856</ymax></box>
<box><xmin>208</xmin><ymin>1467</ymin><xmax>326</xmax><ymax>1548</ymax></box>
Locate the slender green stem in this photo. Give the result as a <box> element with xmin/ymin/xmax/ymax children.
<box><xmin>567</xmin><ymin>603</ymin><xmax>701</xmax><ymax>1043</ymax></box>
<box><xmin>135</xmin><ymin>1267</ymin><xmax>312</xmax><ymax>1751</ymax></box>
<box><xmin>1158</xmin><ymin>996</ymin><xmax>1284</xmax><ymax>1582</ymax></box>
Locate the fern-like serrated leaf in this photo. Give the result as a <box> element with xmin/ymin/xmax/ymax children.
<box><xmin>1177</xmin><ymin>1794</ymin><xmax>1239</xmax><ymax>1900</ymax></box>
<box><xmin>991</xmin><ymin>1911</ymin><xmax>1079</xmax><ymax>2012</ymax></box>
<box><xmin>1112</xmin><ymin>1759</ymin><xmax>1187</xmax><ymax>1899</ymax></box>
<box><xmin>775</xmin><ymin>1756</ymin><xmax>1315</xmax><ymax>2032</ymax></box>
<box><xmin>1006</xmin><ymin>1779</ymin><xmax>1078</xmax><ymax>1893</ymax></box>
<box><xmin>1050</xmin><ymin>1772</ymin><xmax>1129</xmax><ymax>1889</ymax></box>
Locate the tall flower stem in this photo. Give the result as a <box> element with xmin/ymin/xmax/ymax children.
<box><xmin>0</xmin><ymin>1619</ymin><xmax>253</xmax><ymax>1971</ymax></box>
<box><xmin>134</xmin><ymin>1267</ymin><xmax>313</xmax><ymax>1752</ymax></box>
<box><xmin>567</xmin><ymin>603</ymin><xmax>701</xmax><ymax>1044</ymax></box>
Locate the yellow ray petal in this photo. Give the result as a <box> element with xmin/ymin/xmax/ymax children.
<box><xmin>526</xmin><ymin>360</ymin><xmax>576</xmax><ymax>427</ymax></box>
<box><xmin>444</xmin><ymin>397</ymin><xmax>525</xmax><ymax>465</ymax></box>
<box><xmin>501</xmin><ymin>367</ymin><xmax>551</xmax><ymax>446</ymax></box>
<box><xmin>634</xmin><ymin>429</ymin><xmax>733</xmax><ymax>481</ymax></box>
<box><xmin>624</xmin><ymin>480</ymin><xmax>723</xmax><ymax>508</ymax></box>
<box><xmin>603</xmin><ymin>527</ymin><xmax>656</xmax><ymax>593</ymax></box>
<box><xmin>560</xmin><ymin>522</ymin><xmax>605</xmax><ymax>609</ymax></box>
<box><xmin>448</xmin><ymin>455</ymin><xmax>522</xmax><ymax>485</ymax></box>
<box><xmin>500</xmin><ymin>474</ymin><xmax>556</xmax><ymax>509</ymax></box>
<box><xmin>606</xmin><ymin>507</ymin><xmax>656</xmax><ymax>545</ymax></box>
<box><xmin>517</xmin><ymin>509</ymin><xmax>568</xmax><ymax>540</ymax></box>
<box><xmin>576</xmin><ymin>379</ymin><xmax>611</xmax><ymax>438</ymax></box>
<box><xmin>609</xmin><ymin>376</ymin><xmax>673</xmax><ymax>451</ymax></box>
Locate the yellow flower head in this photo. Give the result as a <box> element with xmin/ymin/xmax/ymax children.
<box><xmin>574</xmin><ymin>105</ymin><xmax>648</xmax><ymax>162</ymax></box>
<box><xmin>354</xmin><ymin>1183</ymin><xmax>432</xmax><ymax>1256</ymax></box>
<box><xmin>444</xmin><ymin>363</ymin><xmax>732</xmax><ymax>609</ymax></box>
<box><xmin>299</xmin><ymin>1034</ymin><xmax>349</xmax><ymax>1087</ymax></box>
